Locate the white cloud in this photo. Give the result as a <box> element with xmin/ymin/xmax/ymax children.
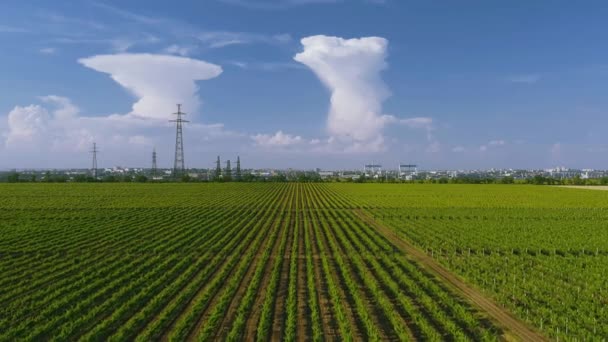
<box><xmin>550</xmin><ymin>142</ymin><xmax>561</xmax><ymax>158</ymax></box>
<box><xmin>6</xmin><ymin>105</ymin><xmax>51</xmax><ymax>146</ymax></box>
<box><xmin>227</xmin><ymin>60</ymin><xmax>303</xmax><ymax>71</ymax></box>
<box><xmin>197</xmin><ymin>31</ymin><xmax>292</xmax><ymax>49</ymax></box>
<box><xmin>384</xmin><ymin>115</ymin><xmax>435</xmax><ymax>141</ymax></box>
<box><xmin>452</xmin><ymin>146</ymin><xmax>465</xmax><ymax>153</ymax></box>
<box><xmin>2</xmin><ymin>96</ymin><xmax>242</xmax><ymax>168</ymax></box>
<box><xmin>53</xmin><ymin>35</ymin><xmax>159</xmax><ymax>54</ymax></box>
<box><xmin>251</xmin><ymin>130</ymin><xmax>303</xmax><ymax>147</ymax></box>
<box><xmin>0</xmin><ymin>25</ymin><xmax>29</xmax><ymax>33</ymax></box>
<box><xmin>488</xmin><ymin>139</ymin><xmax>505</xmax><ymax>146</ymax></box>
<box><xmin>394</xmin><ymin>116</ymin><xmax>433</xmax><ymax>129</ymax></box>
<box><xmin>294</xmin><ymin>35</ymin><xmax>390</xmax><ymax>145</ymax></box>
<box><xmin>506</xmin><ymin>74</ymin><xmax>541</xmax><ymax>84</ymax></box>
<box><xmin>1</xmin><ymin>54</ymin><xmax>234</xmax><ymax>168</ymax></box>
<box><xmin>426</xmin><ymin>141</ymin><xmax>441</xmax><ymax>153</ymax></box>
<box><xmin>39</xmin><ymin>47</ymin><xmax>57</xmax><ymax>55</ymax></box>
<box><xmin>480</xmin><ymin>139</ymin><xmax>506</xmax><ymax>152</ymax></box>
<box><xmin>90</xmin><ymin>1</ymin><xmax>162</xmax><ymax>25</ymax></box>
<box><xmin>227</xmin><ymin>61</ymin><xmax>249</xmax><ymax>68</ymax></box>
<box><xmin>78</xmin><ymin>53</ymin><xmax>222</xmax><ymax>120</ymax></box>
<box><xmin>164</xmin><ymin>44</ymin><xmax>194</xmax><ymax>56</ymax></box>
<box><xmin>216</xmin><ymin>0</ymin><xmax>340</xmax><ymax>10</ymax></box>
<box><xmin>128</xmin><ymin>135</ymin><xmax>153</xmax><ymax>146</ymax></box>
<box><xmin>40</xmin><ymin>95</ymin><xmax>79</xmax><ymax>120</ymax></box>
<box><xmin>38</xmin><ymin>11</ymin><xmax>107</xmax><ymax>31</ymax></box>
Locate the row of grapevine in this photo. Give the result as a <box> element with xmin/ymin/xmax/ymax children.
<box><xmin>0</xmin><ymin>182</ymin><xmax>555</xmax><ymax>340</ymax></box>
<box><xmin>331</xmin><ymin>183</ymin><xmax>608</xmax><ymax>340</ymax></box>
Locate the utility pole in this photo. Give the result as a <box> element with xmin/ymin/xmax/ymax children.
<box><xmin>90</xmin><ymin>142</ymin><xmax>99</xmax><ymax>179</ymax></box>
<box><xmin>170</xmin><ymin>104</ymin><xmax>188</xmax><ymax>179</ymax></box>
<box><xmin>215</xmin><ymin>156</ymin><xmax>222</xmax><ymax>180</ymax></box>
<box><xmin>151</xmin><ymin>148</ymin><xmax>157</xmax><ymax>178</ymax></box>
<box><xmin>236</xmin><ymin>156</ymin><xmax>241</xmax><ymax>181</ymax></box>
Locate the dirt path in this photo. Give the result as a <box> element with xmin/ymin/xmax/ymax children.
<box><xmin>353</xmin><ymin>209</ymin><xmax>548</xmax><ymax>342</ymax></box>
<box><xmin>558</xmin><ymin>185</ymin><xmax>608</xmax><ymax>191</ymax></box>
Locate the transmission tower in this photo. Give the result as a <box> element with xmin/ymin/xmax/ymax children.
<box><xmin>236</xmin><ymin>156</ymin><xmax>241</xmax><ymax>181</ymax></box>
<box><xmin>151</xmin><ymin>148</ymin><xmax>158</xmax><ymax>178</ymax></box>
<box><xmin>225</xmin><ymin>160</ymin><xmax>232</xmax><ymax>181</ymax></box>
<box><xmin>90</xmin><ymin>142</ymin><xmax>99</xmax><ymax>179</ymax></box>
<box><xmin>215</xmin><ymin>156</ymin><xmax>222</xmax><ymax>179</ymax></box>
<box><xmin>170</xmin><ymin>104</ymin><xmax>188</xmax><ymax>179</ymax></box>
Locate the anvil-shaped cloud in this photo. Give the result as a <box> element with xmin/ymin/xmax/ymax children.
<box><xmin>79</xmin><ymin>53</ymin><xmax>223</xmax><ymax>119</ymax></box>
<box><xmin>294</xmin><ymin>35</ymin><xmax>390</xmax><ymax>145</ymax></box>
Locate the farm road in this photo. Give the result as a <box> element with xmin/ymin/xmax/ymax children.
<box><xmin>559</xmin><ymin>186</ymin><xmax>608</xmax><ymax>191</ymax></box>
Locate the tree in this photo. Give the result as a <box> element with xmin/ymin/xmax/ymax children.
<box><xmin>74</xmin><ymin>174</ymin><xmax>88</xmax><ymax>182</ymax></box>
<box><xmin>241</xmin><ymin>173</ymin><xmax>256</xmax><ymax>182</ymax></box>
<box><xmin>103</xmin><ymin>175</ymin><xmax>118</xmax><ymax>182</ymax></box>
<box><xmin>134</xmin><ymin>174</ymin><xmax>148</xmax><ymax>182</ymax></box>
<box><xmin>571</xmin><ymin>175</ymin><xmax>584</xmax><ymax>186</ymax></box>
<box><xmin>532</xmin><ymin>175</ymin><xmax>546</xmax><ymax>185</ymax></box>
<box><xmin>56</xmin><ymin>175</ymin><xmax>68</xmax><ymax>183</ymax></box>
<box><xmin>7</xmin><ymin>172</ymin><xmax>20</xmax><ymax>183</ymax></box>
<box><xmin>501</xmin><ymin>176</ymin><xmax>515</xmax><ymax>184</ymax></box>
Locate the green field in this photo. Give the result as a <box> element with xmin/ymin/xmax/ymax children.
<box><xmin>0</xmin><ymin>183</ymin><xmax>606</xmax><ymax>341</ymax></box>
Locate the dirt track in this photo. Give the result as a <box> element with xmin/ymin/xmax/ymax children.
<box><xmin>559</xmin><ymin>186</ymin><xmax>608</xmax><ymax>191</ymax></box>
<box><xmin>354</xmin><ymin>210</ymin><xmax>548</xmax><ymax>342</ymax></box>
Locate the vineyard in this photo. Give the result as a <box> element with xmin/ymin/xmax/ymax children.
<box><xmin>0</xmin><ymin>183</ymin><xmax>604</xmax><ymax>340</ymax></box>
<box><xmin>334</xmin><ymin>184</ymin><xmax>608</xmax><ymax>340</ymax></box>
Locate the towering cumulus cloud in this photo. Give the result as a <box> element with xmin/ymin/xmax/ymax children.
<box><xmin>294</xmin><ymin>35</ymin><xmax>390</xmax><ymax>146</ymax></box>
<box><xmin>79</xmin><ymin>54</ymin><xmax>222</xmax><ymax>119</ymax></box>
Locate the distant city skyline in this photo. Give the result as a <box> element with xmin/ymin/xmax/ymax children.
<box><xmin>1</xmin><ymin>1</ymin><xmax>608</xmax><ymax>169</ymax></box>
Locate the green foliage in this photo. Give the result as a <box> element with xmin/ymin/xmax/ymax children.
<box><xmin>7</xmin><ymin>172</ymin><xmax>20</xmax><ymax>183</ymax></box>
<box><xmin>336</xmin><ymin>183</ymin><xmax>608</xmax><ymax>340</ymax></box>
<box><xmin>0</xmin><ymin>183</ymin><xmax>604</xmax><ymax>340</ymax></box>
<box><xmin>134</xmin><ymin>175</ymin><xmax>148</xmax><ymax>182</ymax></box>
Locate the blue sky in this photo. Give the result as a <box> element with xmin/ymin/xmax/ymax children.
<box><xmin>1</xmin><ymin>0</ymin><xmax>607</xmax><ymax>170</ymax></box>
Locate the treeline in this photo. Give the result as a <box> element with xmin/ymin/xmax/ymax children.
<box><xmin>0</xmin><ymin>172</ymin><xmax>323</xmax><ymax>183</ymax></box>
<box><xmin>3</xmin><ymin>171</ymin><xmax>608</xmax><ymax>185</ymax></box>
<box><xmin>349</xmin><ymin>175</ymin><xmax>608</xmax><ymax>185</ymax></box>
<box><xmin>0</xmin><ymin>172</ymin><xmax>151</xmax><ymax>183</ymax></box>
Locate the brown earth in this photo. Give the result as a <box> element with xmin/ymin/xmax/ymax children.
<box><xmin>559</xmin><ymin>186</ymin><xmax>608</xmax><ymax>191</ymax></box>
